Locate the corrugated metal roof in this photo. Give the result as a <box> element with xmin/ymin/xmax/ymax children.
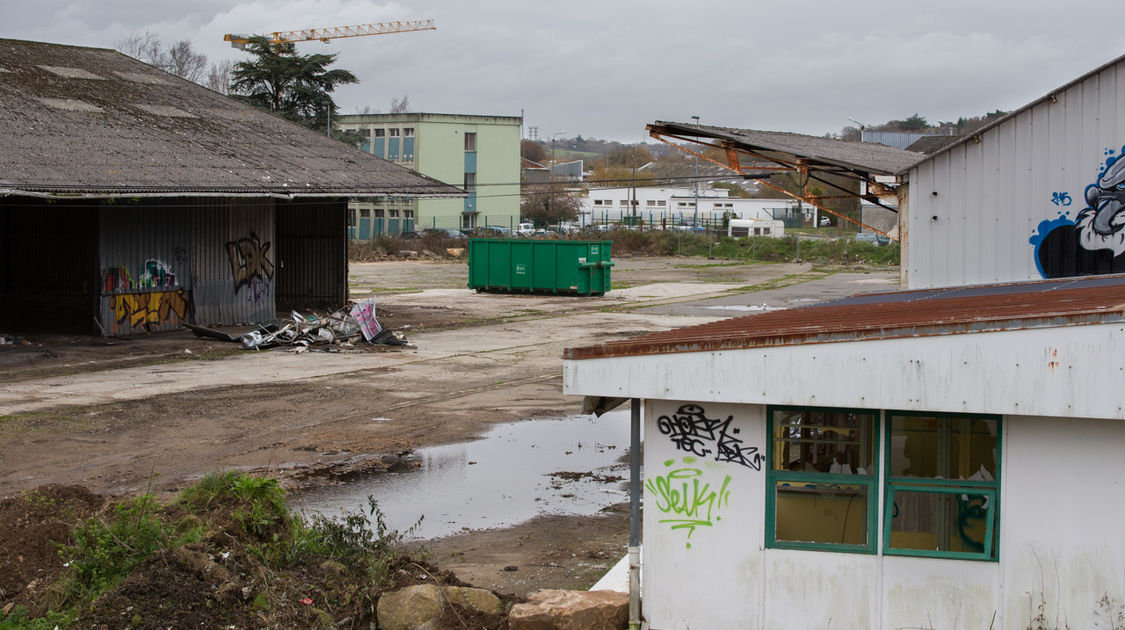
<box><xmin>0</xmin><ymin>39</ymin><xmax>465</xmax><ymax>199</ymax></box>
<box><xmin>564</xmin><ymin>274</ymin><xmax>1125</xmax><ymax>360</ymax></box>
<box><xmin>648</xmin><ymin>121</ymin><xmax>925</xmax><ymax>176</ymax></box>
<box><xmin>900</xmin><ymin>52</ymin><xmax>1125</xmax><ymax>172</ymax></box>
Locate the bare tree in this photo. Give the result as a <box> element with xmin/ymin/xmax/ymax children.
<box><xmin>167</xmin><ymin>40</ymin><xmax>208</xmax><ymax>83</ymax></box>
<box><xmin>116</xmin><ymin>32</ymin><xmax>214</xmax><ymax>85</ymax></box>
<box><xmin>117</xmin><ymin>32</ymin><xmax>166</xmax><ymax>67</ymax></box>
<box><xmin>390</xmin><ymin>95</ymin><xmax>410</xmax><ymax>113</ymax></box>
<box><xmin>205</xmin><ymin>59</ymin><xmax>233</xmax><ymax>94</ymax></box>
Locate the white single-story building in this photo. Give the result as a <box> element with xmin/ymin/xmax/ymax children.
<box><xmin>583</xmin><ymin>186</ymin><xmax>810</xmax><ymax>228</ymax></box>
<box><xmin>565</xmin><ymin>274</ymin><xmax>1125</xmax><ymax>629</ymax></box>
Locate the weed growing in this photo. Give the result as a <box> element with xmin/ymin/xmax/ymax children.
<box><xmin>3</xmin><ymin>472</ymin><xmax>425</xmax><ymax>629</ymax></box>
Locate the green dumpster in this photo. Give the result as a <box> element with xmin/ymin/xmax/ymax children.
<box><xmin>468</xmin><ymin>239</ymin><xmax>613</xmax><ymax>295</ymax></box>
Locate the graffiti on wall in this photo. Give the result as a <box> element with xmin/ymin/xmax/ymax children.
<box><xmin>225</xmin><ymin>232</ymin><xmax>275</xmax><ymax>291</ymax></box>
<box><xmin>1032</xmin><ymin>145</ymin><xmax>1125</xmax><ymax>277</ymax></box>
<box><xmin>111</xmin><ymin>289</ymin><xmax>189</xmax><ymax>329</ymax></box>
<box><xmin>645</xmin><ymin>456</ymin><xmax>732</xmax><ymax>549</ymax></box>
<box><xmin>658</xmin><ymin>404</ymin><xmax>764</xmax><ymax>470</ymax></box>
<box><xmin>103</xmin><ymin>259</ymin><xmax>179</xmax><ymax>293</ymax></box>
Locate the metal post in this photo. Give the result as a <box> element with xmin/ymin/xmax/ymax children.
<box><xmin>691</xmin><ymin>115</ymin><xmax>700</xmax><ymax>229</ymax></box>
<box><xmin>629</xmin><ymin>398</ymin><xmax>642</xmax><ymax>630</ymax></box>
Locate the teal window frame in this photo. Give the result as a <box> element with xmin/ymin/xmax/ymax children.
<box><xmin>882</xmin><ymin>411</ymin><xmax>1002</xmax><ymax>562</ymax></box>
<box><xmin>766</xmin><ymin>405</ymin><xmax>880</xmax><ymax>555</ymax></box>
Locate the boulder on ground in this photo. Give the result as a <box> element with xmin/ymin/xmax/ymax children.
<box><xmin>376</xmin><ymin>583</ymin><xmax>503</xmax><ymax>630</ymax></box>
<box><xmin>508</xmin><ymin>589</ymin><xmax>629</xmax><ymax>630</ymax></box>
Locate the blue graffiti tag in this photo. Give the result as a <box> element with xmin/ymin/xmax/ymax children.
<box><xmin>1051</xmin><ymin>192</ymin><xmax>1073</xmax><ymax>206</ymax></box>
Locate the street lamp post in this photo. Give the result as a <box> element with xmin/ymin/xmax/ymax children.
<box><xmin>549</xmin><ymin>132</ymin><xmax>566</xmax><ymax>226</ymax></box>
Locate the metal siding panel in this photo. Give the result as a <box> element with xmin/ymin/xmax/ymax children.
<box><xmin>981</xmin><ymin>128</ymin><xmax>1002</xmax><ymax>284</ymax></box>
<box><xmin>192</xmin><ymin>198</ymin><xmax>276</xmax><ymax>326</ymax></box>
<box><xmin>963</xmin><ymin>141</ymin><xmax>985</xmax><ymax>286</ymax></box>
<box><xmin>98</xmin><ymin>201</ymin><xmax>193</xmax><ymax>335</ymax></box>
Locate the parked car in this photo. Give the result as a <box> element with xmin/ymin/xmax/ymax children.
<box><xmin>855</xmin><ymin>232</ymin><xmax>890</xmax><ymax>246</ymax></box>
<box><xmin>479</xmin><ymin>226</ymin><xmax>514</xmax><ymax>237</ymax></box>
<box><xmin>421</xmin><ymin>227</ymin><xmax>466</xmax><ymax>239</ymax></box>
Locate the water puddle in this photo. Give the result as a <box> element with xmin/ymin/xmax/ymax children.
<box><xmin>702</xmin><ymin>304</ymin><xmax>780</xmax><ymax>312</ymax></box>
<box><xmin>297</xmin><ymin>410</ymin><xmax>632</xmax><ymax>540</ymax></box>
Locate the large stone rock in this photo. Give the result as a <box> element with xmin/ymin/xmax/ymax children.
<box><xmin>508</xmin><ymin>589</ymin><xmax>629</xmax><ymax>630</ymax></box>
<box><xmin>376</xmin><ymin>583</ymin><xmax>504</xmax><ymax>630</ymax></box>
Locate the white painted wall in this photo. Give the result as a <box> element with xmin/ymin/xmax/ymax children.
<box><xmin>905</xmin><ymin>57</ymin><xmax>1125</xmax><ymax>289</ymax></box>
<box><xmin>565</xmin><ymin>321</ymin><xmax>1125</xmax><ymax>421</ymax></box>
<box><xmin>640</xmin><ymin>400</ymin><xmax>1125</xmax><ymax>629</ymax></box>
<box><xmin>642</xmin><ymin>401</ymin><xmax>765</xmax><ymax>629</ymax></box>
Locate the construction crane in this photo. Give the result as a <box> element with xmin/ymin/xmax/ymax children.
<box><xmin>224</xmin><ymin>20</ymin><xmax>436</xmax><ymax>50</ymax></box>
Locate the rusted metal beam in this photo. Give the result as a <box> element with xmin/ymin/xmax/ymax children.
<box><xmin>755</xmin><ymin>178</ymin><xmax>892</xmax><ymax>238</ymax></box>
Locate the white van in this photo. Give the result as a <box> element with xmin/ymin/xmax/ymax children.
<box><xmin>727</xmin><ymin>219</ymin><xmax>785</xmax><ymax>238</ymax></box>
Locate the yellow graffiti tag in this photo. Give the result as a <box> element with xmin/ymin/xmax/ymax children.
<box><xmin>112</xmin><ymin>290</ymin><xmax>189</xmax><ymax>328</ymax></box>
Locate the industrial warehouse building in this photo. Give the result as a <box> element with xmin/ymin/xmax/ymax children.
<box><xmin>334</xmin><ymin>112</ymin><xmax>521</xmax><ymax>236</ymax></box>
<box><xmin>569</xmin><ymin>53</ymin><xmax>1125</xmax><ymax>629</ymax></box>
<box><xmin>0</xmin><ymin>39</ymin><xmax>460</xmax><ymax>336</ymax></box>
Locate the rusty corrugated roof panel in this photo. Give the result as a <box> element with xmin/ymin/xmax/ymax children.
<box><xmin>564</xmin><ymin>274</ymin><xmax>1125</xmax><ymax>360</ymax></box>
<box><xmin>648</xmin><ymin>121</ymin><xmax>925</xmax><ymax>176</ymax></box>
<box><xmin>0</xmin><ymin>39</ymin><xmax>464</xmax><ymax>199</ymax></box>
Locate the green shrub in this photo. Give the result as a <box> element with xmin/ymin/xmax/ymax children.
<box><xmin>64</xmin><ymin>495</ymin><xmax>180</xmax><ymax>601</ymax></box>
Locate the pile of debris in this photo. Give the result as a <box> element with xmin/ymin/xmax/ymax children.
<box><xmin>187</xmin><ymin>299</ymin><xmax>409</xmax><ymax>352</ymax></box>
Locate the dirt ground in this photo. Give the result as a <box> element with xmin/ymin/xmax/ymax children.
<box><xmin>0</xmin><ymin>255</ymin><xmax>897</xmax><ymax>598</ymax></box>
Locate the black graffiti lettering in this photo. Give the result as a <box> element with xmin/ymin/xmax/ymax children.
<box><xmin>714</xmin><ymin>421</ymin><xmax>764</xmax><ymax>470</ymax></box>
<box><xmin>658</xmin><ymin>404</ymin><xmax>763</xmax><ymax>470</ymax></box>
<box><xmin>225</xmin><ymin>232</ymin><xmax>275</xmax><ymax>291</ymax></box>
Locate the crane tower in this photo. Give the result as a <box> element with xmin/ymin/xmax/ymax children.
<box><xmin>224</xmin><ymin>20</ymin><xmax>436</xmax><ymax>50</ymax></box>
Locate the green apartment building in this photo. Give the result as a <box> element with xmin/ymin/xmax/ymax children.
<box><xmin>334</xmin><ymin>113</ymin><xmax>522</xmax><ymax>238</ymax></box>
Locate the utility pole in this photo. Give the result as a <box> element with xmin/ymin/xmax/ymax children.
<box><xmin>691</xmin><ymin>115</ymin><xmax>700</xmax><ymax>229</ymax></box>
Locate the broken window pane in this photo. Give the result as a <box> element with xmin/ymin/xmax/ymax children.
<box><xmin>889</xmin><ymin>415</ymin><xmax>997</xmax><ymax>481</ymax></box>
<box><xmin>771</xmin><ymin>409</ymin><xmax>876</xmax><ymax>475</ymax></box>
<box><xmin>887</xmin><ymin>489</ymin><xmax>992</xmax><ymax>555</ymax></box>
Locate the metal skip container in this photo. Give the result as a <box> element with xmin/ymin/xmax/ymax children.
<box><xmin>467</xmin><ymin>239</ymin><xmax>614</xmax><ymax>296</ymax></box>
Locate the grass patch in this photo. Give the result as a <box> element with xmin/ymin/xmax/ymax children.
<box><xmin>4</xmin><ymin>472</ymin><xmax>426</xmax><ymax>629</ymax></box>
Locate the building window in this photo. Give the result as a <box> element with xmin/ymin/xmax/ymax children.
<box><xmin>646</xmin><ymin>200</ymin><xmax>656</xmax><ymax>207</ymax></box>
<box><xmin>766</xmin><ymin>407</ymin><xmax>879</xmax><ymax>554</ymax></box>
<box><xmin>464</xmin><ymin>132</ymin><xmax>476</xmax><ymax>151</ymax></box>
<box><xmin>464</xmin><ymin>172</ymin><xmax>476</xmax><ymax>193</ymax></box>
<box><xmin>348</xmin><ymin>210</ymin><xmax>357</xmax><ymax>227</ymax></box>
<box><xmin>390</xmin><ymin>128</ymin><xmax>400</xmax><ymax>137</ymax></box>
<box><xmin>404</xmin><ymin>128</ymin><xmax>414</xmax><ymax>136</ymax></box>
<box><xmin>763</xmin><ymin>227</ymin><xmax>771</xmax><ymax>235</ymax></box>
<box><xmin>620</xmin><ymin>200</ymin><xmax>629</xmax><ymax>206</ymax></box>
<box><xmin>658</xmin><ymin>200</ymin><xmax>667</xmax><ymax>207</ymax></box>
<box><xmin>374</xmin><ymin>209</ymin><xmax>385</xmax><ymax>218</ymax></box>
<box><xmin>389</xmin><ymin>209</ymin><xmax>400</xmax><ymax>218</ymax></box>
<box><xmin>374</xmin><ymin>129</ymin><xmax>385</xmax><ymax>137</ymax></box>
<box><xmin>405</xmin><ymin>208</ymin><xmax>415</xmax><ymax>219</ymax></box>
<box><xmin>360</xmin><ymin>208</ymin><xmax>370</xmax><ymax>219</ymax></box>
<box><xmin>883</xmin><ymin>413</ymin><xmax>1000</xmax><ymax>561</ymax></box>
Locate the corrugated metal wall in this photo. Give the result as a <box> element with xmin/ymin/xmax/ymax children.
<box><xmin>2</xmin><ymin>195</ymin><xmax>346</xmax><ymax>335</ymax></box>
<box><xmin>906</xmin><ymin>59</ymin><xmax>1125</xmax><ymax>289</ymax></box>
<box><xmin>276</xmin><ymin>199</ymin><xmax>347</xmax><ymax>310</ymax></box>
<box><xmin>98</xmin><ymin>200</ymin><xmax>193</xmax><ymax>335</ymax></box>
<box><xmin>193</xmin><ymin>198</ymin><xmax>276</xmax><ymax>326</ymax></box>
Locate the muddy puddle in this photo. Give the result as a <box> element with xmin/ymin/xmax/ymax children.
<box><xmin>296</xmin><ymin>410</ymin><xmax>633</xmax><ymax>540</ymax></box>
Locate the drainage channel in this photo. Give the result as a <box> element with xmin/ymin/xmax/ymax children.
<box><xmin>296</xmin><ymin>410</ymin><xmax>633</xmax><ymax>540</ymax></box>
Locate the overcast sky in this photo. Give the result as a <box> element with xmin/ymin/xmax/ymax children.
<box><xmin>3</xmin><ymin>1</ymin><xmax>1121</xmax><ymax>142</ymax></box>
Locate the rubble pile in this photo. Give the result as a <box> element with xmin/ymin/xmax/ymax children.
<box><xmin>187</xmin><ymin>298</ymin><xmax>409</xmax><ymax>352</ymax></box>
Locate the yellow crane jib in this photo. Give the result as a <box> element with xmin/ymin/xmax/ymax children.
<box><xmin>224</xmin><ymin>20</ymin><xmax>436</xmax><ymax>49</ymax></box>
